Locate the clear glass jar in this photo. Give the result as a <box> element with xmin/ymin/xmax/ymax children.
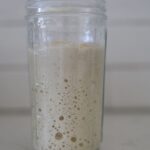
<box><xmin>27</xmin><ymin>0</ymin><xmax>106</xmax><ymax>150</ymax></box>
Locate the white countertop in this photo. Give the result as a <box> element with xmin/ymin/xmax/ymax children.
<box><xmin>0</xmin><ymin>112</ymin><xmax>150</xmax><ymax>150</ymax></box>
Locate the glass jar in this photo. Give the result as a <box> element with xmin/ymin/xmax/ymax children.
<box><xmin>27</xmin><ymin>0</ymin><xmax>106</xmax><ymax>150</ymax></box>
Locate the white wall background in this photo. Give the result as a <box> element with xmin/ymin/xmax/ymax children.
<box><xmin>0</xmin><ymin>0</ymin><xmax>150</xmax><ymax>110</ymax></box>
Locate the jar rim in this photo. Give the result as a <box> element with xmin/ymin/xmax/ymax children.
<box><xmin>27</xmin><ymin>0</ymin><xmax>105</xmax><ymax>6</ymax></box>
<box><xmin>27</xmin><ymin>0</ymin><xmax>106</xmax><ymax>19</ymax></box>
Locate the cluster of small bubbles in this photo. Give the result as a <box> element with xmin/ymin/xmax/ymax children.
<box><xmin>84</xmin><ymin>139</ymin><xmax>90</xmax><ymax>144</ymax></box>
<box><xmin>52</xmin><ymin>125</ymin><xmax>59</xmax><ymax>132</ymax></box>
<box><xmin>32</xmin><ymin>87</ymin><xmax>38</xmax><ymax>93</ymax></box>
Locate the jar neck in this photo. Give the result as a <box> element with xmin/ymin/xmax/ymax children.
<box><xmin>27</xmin><ymin>0</ymin><xmax>106</xmax><ymax>20</ymax></box>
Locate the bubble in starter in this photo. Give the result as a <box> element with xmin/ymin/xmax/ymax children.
<box><xmin>62</xmin><ymin>145</ymin><xmax>65</xmax><ymax>148</ymax></box>
<box><xmin>55</xmin><ymin>132</ymin><xmax>63</xmax><ymax>140</ymax></box>
<box><xmin>77</xmin><ymin>107</ymin><xmax>80</xmax><ymax>110</ymax></box>
<box><xmin>64</xmin><ymin>79</ymin><xmax>68</xmax><ymax>83</ymax></box>
<box><xmin>40</xmin><ymin>90</ymin><xmax>43</xmax><ymax>93</ymax></box>
<box><xmin>82</xmin><ymin>117</ymin><xmax>85</xmax><ymax>120</ymax></box>
<box><xmin>71</xmin><ymin>137</ymin><xmax>77</xmax><ymax>142</ymax></box>
<box><xmin>59</xmin><ymin>116</ymin><xmax>64</xmax><ymax>121</ymax></box>
<box><xmin>49</xmin><ymin>145</ymin><xmax>52</xmax><ymax>149</ymax></box>
<box><xmin>79</xmin><ymin>143</ymin><xmax>84</xmax><ymax>147</ymax></box>
<box><xmin>38</xmin><ymin>108</ymin><xmax>42</xmax><ymax>112</ymax></box>
<box><xmin>74</xmin><ymin>96</ymin><xmax>77</xmax><ymax>99</ymax></box>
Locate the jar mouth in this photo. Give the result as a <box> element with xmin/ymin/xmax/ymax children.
<box><xmin>27</xmin><ymin>0</ymin><xmax>106</xmax><ymax>18</ymax></box>
<box><xmin>27</xmin><ymin>0</ymin><xmax>105</xmax><ymax>7</ymax></box>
